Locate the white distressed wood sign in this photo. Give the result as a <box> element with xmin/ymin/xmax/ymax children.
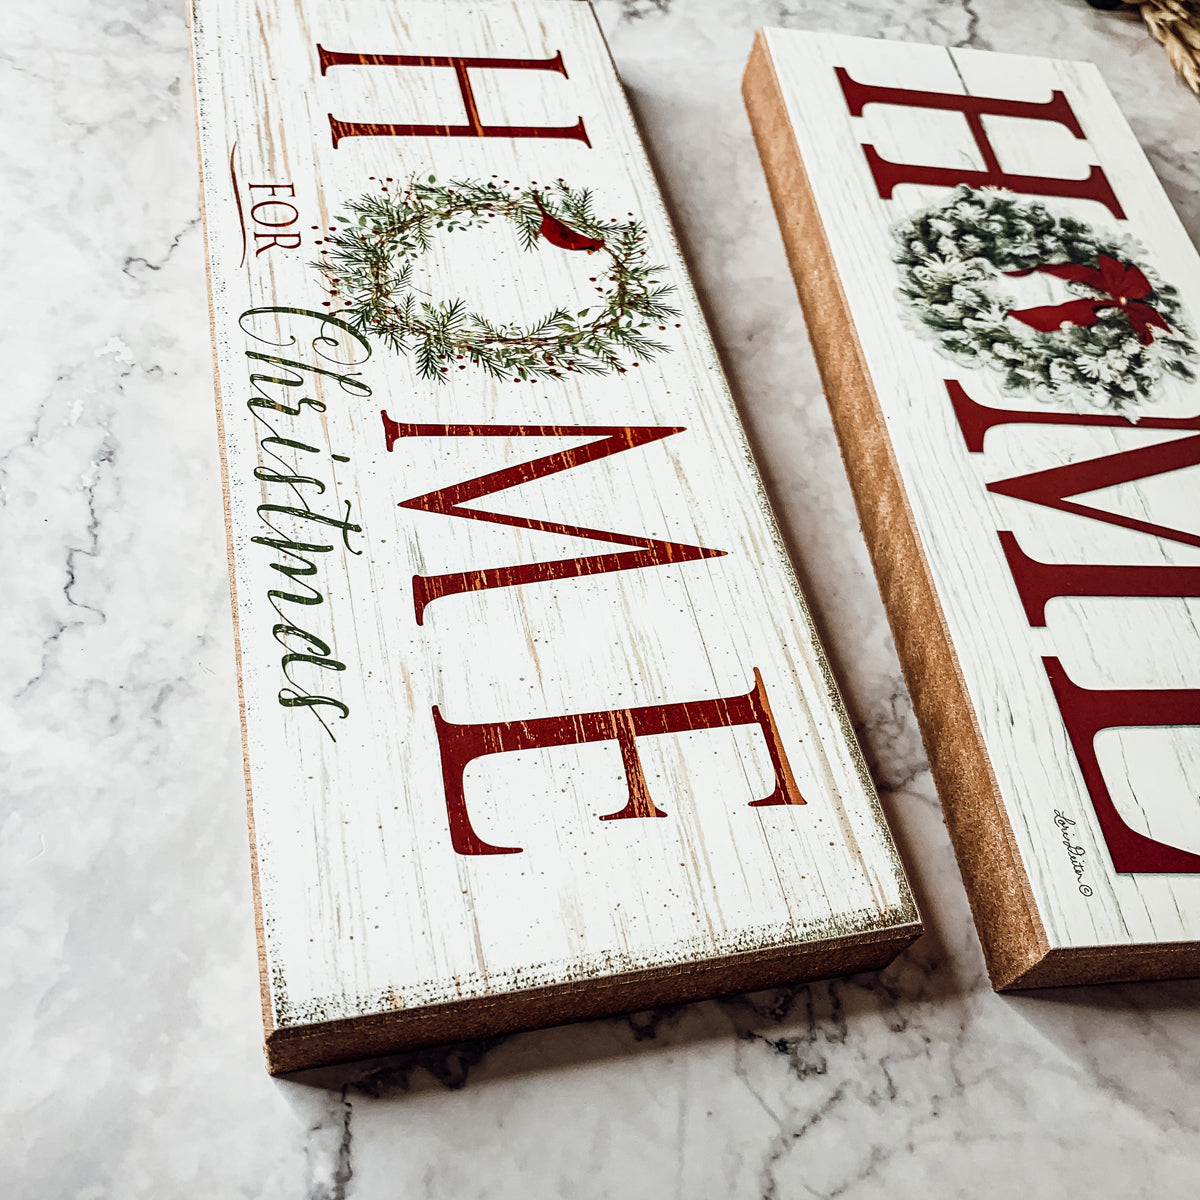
<box><xmin>189</xmin><ymin>1</ymin><xmax>918</xmax><ymax>1072</ymax></box>
<box><xmin>745</xmin><ymin>29</ymin><xmax>1200</xmax><ymax>988</ymax></box>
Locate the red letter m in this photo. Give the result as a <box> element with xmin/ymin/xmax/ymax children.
<box><xmin>950</xmin><ymin>380</ymin><xmax>1200</xmax><ymax>873</ymax></box>
<box><xmin>382</xmin><ymin>415</ymin><xmax>726</xmax><ymax>624</ymax></box>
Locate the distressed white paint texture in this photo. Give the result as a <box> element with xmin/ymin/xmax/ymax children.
<box><xmin>190</xmin><ymin>0</ymin><xmax>916</xmax><ymax>1033</ymax></box>
<box><xmin>761</xmin><ymin>28</ymin><xmax>1200</xmax><ymax>949</ymax></box>
<box><xmin>15</xmin><ymin>1</ymin><xmax>1200</xmax><ymax>1195</ymax></box>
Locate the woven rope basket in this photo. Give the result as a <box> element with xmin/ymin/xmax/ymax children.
<box><xmin>1091</xmin><ymin>1</ymin><xmax>1200</xmax><ymax>93</ymax></box>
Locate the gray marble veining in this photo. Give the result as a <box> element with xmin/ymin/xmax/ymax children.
<box><xmin>3</xmin><ymin>1</ymin><xmax>1199</xmax><ymax>1197</ymax></box>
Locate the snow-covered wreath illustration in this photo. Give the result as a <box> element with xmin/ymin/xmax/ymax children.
<box><xmin>315</xmin><ymin>176</ymin><xmax>679</xmax><ymax>383</ymax></box>
<box><xmin>892</xmin><ymin>185</ymin><xmax>1196</xmax><ymax>411</ymax></box>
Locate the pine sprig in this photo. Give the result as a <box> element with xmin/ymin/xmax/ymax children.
<box><xmin>314</xmin><ymin>177</ymin><xmax>680</xmax><ymax>383</ymax></box>
<box><xmin>893</xmin><ymin>184</ymin><xmax>1196</xmax><ymax>410</ymax></box>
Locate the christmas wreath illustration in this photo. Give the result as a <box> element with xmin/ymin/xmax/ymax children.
<box><xmin>315</xmin><ymin>176</ymin><xmax>678</xmax><ymax>383</ymax></box>
<box><xmin>893</xmin><ymin>185</ymin><xmax>1196</xmax><ymax>410</ymax></box>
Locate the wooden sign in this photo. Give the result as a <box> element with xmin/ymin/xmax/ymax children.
<box><xmin>189</xmin><ymin>1</ymin><xmax>918</xmax><ymax>1072</ymax></box>
<box><xmin>745</xmin><ymin>29</ymin><xmax>1200</xmax><ymax>988</ymax></box>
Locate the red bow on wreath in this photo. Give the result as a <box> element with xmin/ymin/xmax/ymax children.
<box><xmin>1005</xmin><ymin>254</ymin><xmax>1171</xmax><ymax>345</ymax></box>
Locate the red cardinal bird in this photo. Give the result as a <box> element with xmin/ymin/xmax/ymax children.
<box><xmin>532</xmin><ymin>191</ymin><xmax>605</xmax><ymax>254</ymax></box>
<box><xmin>1005</xmin><ymin>254</ymin><xmax>1171</xmax><ymax>345</ymax></box>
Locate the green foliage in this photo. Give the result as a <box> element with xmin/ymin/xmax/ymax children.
<box><xmin>893</xmin><ymin>185</ymin><xmax>1196</xmax><ymax>410</ymax></box>
<box><xmin>315</xmin><ymin>177</ymin><xmax>679</xmax><ymax>383</ymax></box>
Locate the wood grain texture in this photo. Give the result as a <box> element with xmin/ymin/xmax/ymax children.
<box><xmin>744</xmin><ymin>28</ymin><xmax>1200</xmax><ymax>988</ymax></box>
<box><xmin>189</xmin><ymin>0</ymin><xmax>918</xmax><ymax>1072</ymax></box>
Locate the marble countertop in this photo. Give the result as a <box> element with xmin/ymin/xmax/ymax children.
<box><xmin>5</xmin><ymin>1</ymin><xmax>1200</xmax><ymax>1196</ymax></box>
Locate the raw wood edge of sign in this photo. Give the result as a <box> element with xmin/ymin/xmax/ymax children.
<box><xmin>187</xmin><ymin>0</ymin><xmax>276</xmax><ymax>1040</ymax></box>
<box><xmin>741</xmin><ymin>31</ymin><xmax>1055</xmax><ymax>992</ymax></box>
<box><xmin>265</xmin><ymin>924</ymin><xmax>920</xmax><ymax>1074</ymax></box>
